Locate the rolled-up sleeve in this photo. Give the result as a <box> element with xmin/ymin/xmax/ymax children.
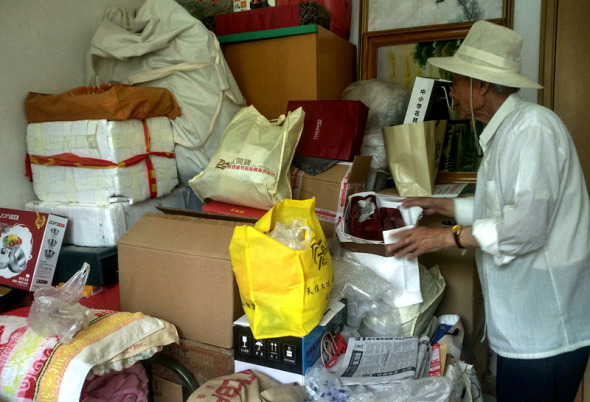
<box><xmin>454</xmin><ymin>197</ymin><xmax>474</xmax><ymax>226</ymax></box>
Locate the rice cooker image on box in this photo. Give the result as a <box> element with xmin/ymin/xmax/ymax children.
<box><xmin>0</xmin><ymin>209</ymin><xmax>67</xmax><ymax>291</ymax></box>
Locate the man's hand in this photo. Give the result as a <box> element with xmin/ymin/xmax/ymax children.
<box><xmin>386</xmin><ymin>226</ymin><xmax>454</xmax><ymax>261</ymax></box>
<box><xmin>401</xmin><ymin>197</ymin><xmax>455</xmax><ymax>218</ymax></box>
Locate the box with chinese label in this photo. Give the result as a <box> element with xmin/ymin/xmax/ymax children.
<box><xmin>291</xmin><ymin>155</ymin><xmax>372</xmax><ymax>238</ymax></box>
<box><xmin>0</xmin><ymin>208</ymin><xmax>67</xmax><ymax>291</ymax></box>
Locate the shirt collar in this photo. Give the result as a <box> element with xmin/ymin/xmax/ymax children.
<box><xmin>478</xmin><ymin>93</ymin><xmax>522</xmax><ymax>153</ymax></box>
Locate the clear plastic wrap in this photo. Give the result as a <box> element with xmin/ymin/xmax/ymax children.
<box><xmin>269</xmin><ymin>218</ymin><xmax>313</xmax><ymax>250</ymax></box>
<box><xmin>27</xmin><ymin>263</ymin><xmax>91</xmax><ymax>344</ymax></box>
<box><xmin>342</xmin><ymin>79</ymin><xmax>411</xmax><ymax>173</ymax></box>
<box><xmin>359</xmin><ymin>265</ymin><xmax>446</xmax><ymax>339</ymax></box>
<box><xmin>341</xmin><ymin>79</ymin><xmax>410</xmax><ymax>132</ymax></box>
<box><xmin>305</xmin><ymin>358</ymin><xmax>463</xmax><ymax>402</ymax></box>
<box><xmin>360</xmin><ymin>127</ymin><xmax>389</xmax><ymax>172</ymax></box>
<box><xmin>330</xmin><ymin>251</ymin><xmax>391</xmax><ymax>329</ymax></box>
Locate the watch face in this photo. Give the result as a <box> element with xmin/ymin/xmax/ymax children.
<box><xmin>452</xmin><ymin>225</ymin><xmax>461</xmax><ymax>235</ymax></box>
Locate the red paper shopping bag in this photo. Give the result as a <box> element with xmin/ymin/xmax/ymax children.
<box><xmin>287</xmin><ymin>100</ymin><xmax>369</xmax><ymax>161</ymax></box>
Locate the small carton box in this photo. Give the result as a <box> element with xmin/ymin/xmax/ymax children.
<box><xmin>118</xmin><ymin>209</ymin><xmax>256</xmax><ymax>349</ymax></box>
<box><xmin>291</xmin><ymin>155</ymin><xmax>372</xmax><ymax>238</ymax></box>
<box><xmin>233</xmin><ymin>299</ymin><xmax>346</xmax><ymax>384</ymax></box>
<box><xmin>0</xmin><ymin>208</ymin><xmax>67</xmax><ymax>291</ymax></box>
<box><xmin>159</xmin><ymin>338</ymin><xmax>235</xmax><ymax>387</ymax></box>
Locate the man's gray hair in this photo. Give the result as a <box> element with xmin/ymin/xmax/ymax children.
<box><xmin>490</xmin><ymin>83</ymin><xmax>519</xmax><ymax>95</ymax></box>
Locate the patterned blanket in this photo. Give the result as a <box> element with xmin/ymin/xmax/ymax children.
<box><xmin>0</xmin><ymin>308</ymin><xmax>178</xmax><ymax>402</ymax></box>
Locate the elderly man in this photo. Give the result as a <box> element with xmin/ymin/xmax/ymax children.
<box><xmin>387</xmin><ymin>20</ymin><xmax>590</xmax><ymax>401</ymax></box>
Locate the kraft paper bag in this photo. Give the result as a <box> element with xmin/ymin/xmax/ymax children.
<box><xmin>383</xmin><ymin>120</ymin><xmax>447</xmax><ymax>196</ymax></box>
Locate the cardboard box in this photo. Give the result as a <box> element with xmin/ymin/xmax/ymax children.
<box><xmin>0</xmin><ymin>208</ymin><xmax>67</xmax><ymax>291</ymax></box>
<box><xmin>415</xmin><ymin>213</ymin><xmax>487</xmax><ymax>378</ymax></box>
<box><xmin>233</xmin><ymin>299</ymin><xmax>346</xmax><ymax>384</ymax></box>
<box><xmin>151</xmin><ymin>375</ymin><xmax>184</xmax><ymax>402</ymax></box>
<box><xmin>158</xmin><ymin>338</ymin><xmax>235</xmax><ymax>387</ymax></box>
<box><xmin>118</xmin><ymin>209</ymin><xmax>255</xmax><ymax>348</ymax></box>
<box><xmin>291</xmin><ymin>155</ymin><xmax>372</xmax><ymax>238</ymax></box>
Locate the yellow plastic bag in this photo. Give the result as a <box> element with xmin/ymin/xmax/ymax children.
<box><xmin>229</xmin><ymin>198</ymin><xmax>333</xmax><ymax>339</ymax></box>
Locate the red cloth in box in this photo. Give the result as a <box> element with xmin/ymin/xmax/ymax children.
<box><xmin>349</xmin><ymin>194</ymin><xmax>406</xmax><ymax>241</ymax></box>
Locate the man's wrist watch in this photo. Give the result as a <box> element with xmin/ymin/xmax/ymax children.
<box><xmin>451</xmin><ymin>224</ymin><xmax>465</xmax><ymax>249</ymax></box>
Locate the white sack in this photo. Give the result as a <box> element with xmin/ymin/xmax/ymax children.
<box><xmin>25</xmin><ymin>186</ymin><xmax>187</xmax><ymax>247</ymax></box>
<box><xmin>86</xmin><ymin>0</ymin><xmax>246</xmax><ymax>183</ymax></box>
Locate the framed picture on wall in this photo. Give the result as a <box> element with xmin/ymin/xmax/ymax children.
<box><xmin>359</xmin><ymin>0</ymin><xmax>514</xmax><ymax>81</ymax></box>
<box><xmin>361</xmin><ymin>0</ymin><xmax>512</xmax><ymax>33</ymax></box>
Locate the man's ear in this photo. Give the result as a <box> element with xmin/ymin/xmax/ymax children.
<box><xmin>479</xmin><ymin>80</ymin><xmax>490</xmax><ymax>94</ymax></box>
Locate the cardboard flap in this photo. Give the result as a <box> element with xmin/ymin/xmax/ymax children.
<box><xmin>157</xmin><ymin>207</ymin><xmax>258</xmax><ymax>224</ymax></box>
<box><xmin>348</xmin><ymin>155</ymin><xmax>372</xmax><ymax>183</ymax></box>
<box><xmin>119</xmin><ymin>211</ymin><xmax>254</xmax><ymax>259</ymax></box>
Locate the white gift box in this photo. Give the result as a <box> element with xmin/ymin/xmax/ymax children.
<box><xmin>25</xmin><ymin>185</ymin><xmax>188</xmax><ymax>247</ymax></box>
<box><xmin>26</xmin><ymin>116</ymin><xmax>178</xmax><ymax>205</ymax></box>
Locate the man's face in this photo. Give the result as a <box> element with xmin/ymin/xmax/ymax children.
<box><xmin>449</xmin><ymin>73</ymin><xmax>473</xmax><ymax>120</ymax></box>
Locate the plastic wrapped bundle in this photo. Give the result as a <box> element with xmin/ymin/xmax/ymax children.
<box><xmin>342</xmin><ymin>79</ymin><xmax>410</xmax><ymax>172</ymax></box>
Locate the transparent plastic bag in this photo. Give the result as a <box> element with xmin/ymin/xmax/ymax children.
<box><xmin>27</xmin><ymin>263</ymin><xmax>91</xmax><ymax>344</ymax></box>
<box><xmin>269</xmin><ymin>218</ymin><xmax>313</xmax><ymax>250</ymax></box>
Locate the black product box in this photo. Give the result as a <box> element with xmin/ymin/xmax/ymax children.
<box><xmin>55</xmin><ymin>245</ymin><xmax>118</xmax><ymax>286</ymax></box>
<box><xmin>233</xmin><ymin>299</ymin><xmax>346</xmax><ymax>376</ymax></box>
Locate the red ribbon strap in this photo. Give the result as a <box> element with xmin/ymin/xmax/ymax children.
<box><xmin>27</xmin><ymin>120</ymin><xmax>175</xmax><ymax>198</ymax></box>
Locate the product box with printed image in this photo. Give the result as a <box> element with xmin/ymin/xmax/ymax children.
<box><xmin>233</xmin><ymin>299</ymin><xmax>346</xmax><ymax>385</ymax></box>
<box><xmin>290</xmin><ymin>155</ymin><xmax>372</xmax><ymax>238</ymax></box>
<box><xmin>0</xmin><ymin>208</ymin><xmax>67</xmax><ymax>291</ymax></box>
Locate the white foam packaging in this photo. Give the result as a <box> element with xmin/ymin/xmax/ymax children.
<box><xmin>25</xmin><ymin>186</ymin><xmax>188</xmax><ymax>247</ymax></box>
<box><xmin>26</xmin><ymin>116</ymin><xmax>178</xmax><ymax>205</ymax></box>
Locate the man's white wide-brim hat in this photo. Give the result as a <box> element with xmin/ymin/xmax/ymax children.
<box><xmin>428</xmin><ymin>20</ymin><xmax>543</xmax><ymax>89</ymax></box>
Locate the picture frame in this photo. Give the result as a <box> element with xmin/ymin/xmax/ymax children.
<box><xmin>358</xmin><ymin>0</ymin><xmax>514</xmax><ymax>184</ymax></box>
<box><xmin>361</xmin><ymin>0</ymin><xmax>513</xmax><ymax>34</ymax></box>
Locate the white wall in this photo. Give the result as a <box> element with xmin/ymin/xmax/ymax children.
<box><xmin>0</xmin><ymin>0</ymin><xmax>144</xmax><ymax>210</ymax></box>
<box><xmin>0</xmin><ymin>0</ymin><xmax>542</xmax><ymax>210</ymax></box>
